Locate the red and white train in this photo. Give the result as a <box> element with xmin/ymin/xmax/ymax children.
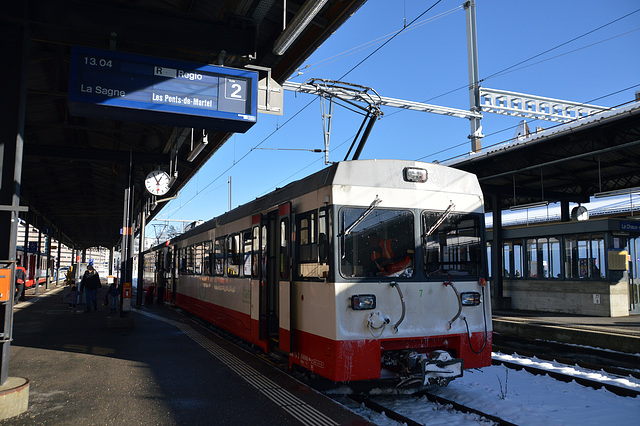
<box><xmin>144</xmin><ymin>159</ymin><xmax>492</xmax><ymax>386</ymax></box>
<box><xmin>17</xmin><ymin>246</ymin><xmax>56</xmax><ymax>288</ymax></box>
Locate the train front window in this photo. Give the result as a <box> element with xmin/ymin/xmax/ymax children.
<box><xmin>340</xmin><ymin>208</ymin><xmax>414</xmax><ymax>278</ymax></box>
<box><xmin>422</xmin><ymin>211</ymin><xmax>482</xmax><ymax>278</ymax></box>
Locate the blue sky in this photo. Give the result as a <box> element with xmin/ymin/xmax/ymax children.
<box><xmin>149</xmin><ymin>0</ymin><xmax>640</xmax><ymax>239</ymax></box>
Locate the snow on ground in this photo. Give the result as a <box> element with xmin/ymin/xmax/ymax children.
<box><xmin>334</xmin><ymin>352</ymin><xmax>640</xmax><ymax>425</ymax></box>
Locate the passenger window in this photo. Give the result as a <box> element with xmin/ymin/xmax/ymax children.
<box><xmin>203</xmin><ymin>241</ymin><xmax>212</xmax><ymax>276</ymax></box>
<box><xmin>185</xmin><ymin>245</ymin><xmax>195</xmax><ymax>275</ymax></box>
<box><xmin>227</xmin><ymin>234</ymin><xmax>241</xmax><ymax>276</ymax></box>
<box><xmin>214</xmin><ymin>238</ymin><xmax>225</xmax><ymax>276</ymax></box>
<box><xmin>178</xmin><ymin>248</ymin><xmax>187</xmax><ymax>274</ymax></box>
<box><xmin>243</xmin><ymin>231</ymin><xmax>252</xmax><ymax>276</ymax></box>
<box><xmin>194</xmin><ymin>242</ymin><xmax>203</xmax><ymax>275</ymax></box>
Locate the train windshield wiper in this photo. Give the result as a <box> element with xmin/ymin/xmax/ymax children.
<box><xmin>344</xmin><ymin>196</ymin><xmax>382</xmax><ymax>235</ymax></box>
<box><xmin>424</xmin><ymin>201</ymin><xmax>455</xmax><ymax>237</ymax></box>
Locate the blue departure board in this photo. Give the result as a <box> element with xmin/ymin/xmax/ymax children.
<box><xmin>68</xmin><ymin>46</ymin><xmax>258</xmax><ymax>132</ymax></box>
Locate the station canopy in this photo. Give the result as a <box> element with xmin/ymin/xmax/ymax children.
<box><xmin>450</xmin><ymin>102</ymin><xmax>640</xmax><ymax>214</ymax></box>
<box><xmin>7</xmin><ymin>1</ymin><xmax>640</xmax><ymax>251</ymax></box>
<box><xmin>7</xmin><ymin>0</ymin><xmax>367</xmax><ymax>249</ymax></box>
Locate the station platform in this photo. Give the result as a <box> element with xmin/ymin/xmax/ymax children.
<box><xmin>3</xmin><ymin>284</ymin><xmax>371</xmax><ymax>425</ymax></box>
<box><xmin>493</xmin><ymin>310</ymin><xmax>640</xmax><ymax>354</ymax></box>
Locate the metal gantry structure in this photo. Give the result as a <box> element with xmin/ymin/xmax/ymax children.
<box><xmin>479</xmin><ymin>87</ymin><xmax>609</xmax><ymax>123</ymax></box>
<box><xmin>281</xmin><ymin>1</ymin><xmax>609</xmax><ymax>158</ymax></box>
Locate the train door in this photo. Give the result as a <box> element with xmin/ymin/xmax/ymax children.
<box><xmin>261</xmin><ymin>210</ymin><xmax>279</xmax><ymax>345</ymax></box>
<box><xmin>259</xmin><ymin>203</ymin><xmax>292</xmax><ymax>351</ymax></box>
<box><xmin>278</xmin><ymin>203</ymin><xmax>292</xmax><ymax>352</ymax></box>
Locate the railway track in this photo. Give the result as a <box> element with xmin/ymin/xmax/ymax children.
<box><xmin>349</xmin><ymin>393</ymin><xmax>516</xmax><ymax>426</ymax></box>
<box><xmin>493</xmin><ymin>343</ymin><xmax>640</xmax><ymax>381</ymax></box>
<box><xmin>492</xmin><ymin>333</ymin><xmax>640</xmax><ymax>372</ymax></box>
<box><xmin>493</xmin><ymin>334</ymin><xmax>640</xmax><ymax>398</ymax></box>
<box><xmin>491</xmin><ymin>356</ymin><xmax>640</xmax><ymax>398</ymax></box>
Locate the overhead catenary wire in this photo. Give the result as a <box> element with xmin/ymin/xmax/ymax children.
<box><xmin>338</xmin><ymin>0</ymin><xmax>444</xmax><ymax>80</ymax></box>
<box><xmin>163</xmin><ymin>2</ymin><xmax>448</xmax><ymax>218</ymax></box>
<box><xmin>163</xmin><ymin>5</ymin><xmax>639</xmax><ymax>219</ymax></box>
<box><xmin>293</xmin><ymin>5</ymin><xmax>462</xmax><ymax>77</ymax></box>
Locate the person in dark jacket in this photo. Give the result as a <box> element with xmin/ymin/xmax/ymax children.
<box><xmin>80</xmin><ymin>265</ymin><xmax>101</xmax><ymax>312</ymax></box>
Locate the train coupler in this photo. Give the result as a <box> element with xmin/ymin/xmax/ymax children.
<box><xmin>421</xmin><ymin>350</ymin><xmax>463</xmax><ymax>387</ymax></box>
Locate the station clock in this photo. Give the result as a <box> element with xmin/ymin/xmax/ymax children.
<box><xmin>145</xmin><ymin>170</ymin><xmax>171</xmax><ymax>196</ymax></box>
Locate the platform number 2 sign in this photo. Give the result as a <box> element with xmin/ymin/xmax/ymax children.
<box><xmin>224</xmin><ymin>78</ymin><xmax>247</xmax><ymax>101</ymax></box>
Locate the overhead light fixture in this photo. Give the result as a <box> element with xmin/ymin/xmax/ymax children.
<box><xmin>594</xmin><ymin>186</ymin><xmax>640</xmax><ymax>198</ymax></box>
<box><xmin>187</xmin><ymin>131</ymin><xmax>208</xmax><ymax>163</ymax></box>
<box><xmin>273</xmin><ymin>0</ymin><xmax>328</xmax><ymax>56</ymax></box>
<box><xmin>509</xmin><ymin>201</ymin><xmax>549</xmax><ymax>211</ymax></box>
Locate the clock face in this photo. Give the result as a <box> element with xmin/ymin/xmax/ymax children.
<box><xmin>145</xmin><ymin>170</ymin><xmax>171</xmax><ymax>196</ymax></box>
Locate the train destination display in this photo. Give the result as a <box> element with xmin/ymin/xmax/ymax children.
<box><xmin>68</xmin><ymin>46</ymin><xmax>258</xmax><ymax>132</ymax></box>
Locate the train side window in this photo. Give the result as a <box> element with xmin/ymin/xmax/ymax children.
<box><xmin>243</xmin><ymin>231</ymin><xmax>252</xmax><ymax>277</ymax></box>
<box><xmin>318</xmin><ymin>208</ymin><xmax>331</xmax><ymax>264</ymax></box>
<box><xmin>214</xmin><ymin>238</ymin><xmax>225</xmax><ymax>276</ymax></box>
<box><xmin>227</xmin><ymin>234</ymin><xmax>241</xmax><ymax>276</ymax></box>
<box><xmin>299</xmin><ymin>213</ymin><xmax>316</xmax><ymax>259</ymax></box>
<box><xmin>178</xmin><ymin>248</ymin><xmax>187</xmax><ymax>274</ymax></box>
<box><xmin>297</xmin><ymin>212</ymin><xmax>317</xmax><ymax>278</ymax></box>
<box><xmin>203</xmin><ymin>241</ymin><xmax>212</xmax><ymax>276</ymax></box>
<box><xmin>186</xmin><ymin>245</ymin><xmax>195</xmax><ymax>274</ymax></box>
<box><xmin>252</xmin><ymin>226</ymin><xmax>260</xmax><ymax>278</ymax></box>
<box><xmin>296</xmin><ymin>208</ymin><xmax>332</xmax><ymax>280</ymax></box>
<box><xmin>194</xmin><ymin>242</ymin><xmax>203</xmax><ymax>275</ymax></box>
<box><xmin>280</xmin><ymin>218</ymin><xmax>289</xmax><ymax>280</ymax></box>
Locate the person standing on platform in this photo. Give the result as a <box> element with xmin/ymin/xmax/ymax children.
<box><xmin>107</xmin><ymin>281</ymin><xmax>119</xmax><ymax>314</ymax></box>
<box><xmin>63</xmin><ymin>284</ymin><xmax>79</xmax><ymax>312</ymax></box>
<box><xmin>14</xmin><ymin>261</ymin><xmax>26</xmax><ymax>305</ymax></box>
<box><xmin>80</xmin><ymin>265</ymin><xmax>101</xmax><ymax>312</ymax></box>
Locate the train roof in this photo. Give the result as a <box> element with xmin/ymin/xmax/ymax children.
<box><xmin>155</xmin><ymin>159</ymin><xmax>479</xmax><ymax>248</ymax></box>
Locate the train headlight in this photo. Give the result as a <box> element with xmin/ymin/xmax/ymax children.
<box><xmin>350</xmin><ymin>294</ymin><xmax>376</xmax><ymax>310</ymax></box>
<box><xmin>403</xmin><ymin>167</ymin><xmax>428</xmax><ymax>183</ymax></box>
<box><xmin>460</xmin><ymin>292</ymin><xmax>481</xmax><ymax>306</ymax></box>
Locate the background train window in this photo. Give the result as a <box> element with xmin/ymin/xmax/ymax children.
<box><xmin>227</xmin><ymin>234</ymin><xmax>241</xmax><ymax>276</ymax></box>
<box><xmin>340</xmin><ymin>207</ymin><xmax>414</xmax><ymax>278</ymax></box>
<box><xmin>280</xmin><ymin>218</ymin><xmax>290</xmax><ymax>280</ymax></box>
<box><xmin>214</xmin><ymin>238</ymin><xmax>224</xmax><ymax>276</ymax></box>
<box><xmin>422</xmin><ymin>211</ymin><xmax>481</xmax><ymax>278</ymax></box>
<box><xmin>243</xmin><ymin>231</ymin><xmax>252</xmax><ymax>276</ymax></box>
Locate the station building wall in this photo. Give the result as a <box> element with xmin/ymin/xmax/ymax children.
<box><xmin>488</xmin><ymin>218</ymin><xmax>638</xmax><ymax>317</ymax></box>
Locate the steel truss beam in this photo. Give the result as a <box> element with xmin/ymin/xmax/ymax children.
<box><xmin>480</xmin><ymin>88</ymin><xmax>609</xmax><ymax>123</ymax></box>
